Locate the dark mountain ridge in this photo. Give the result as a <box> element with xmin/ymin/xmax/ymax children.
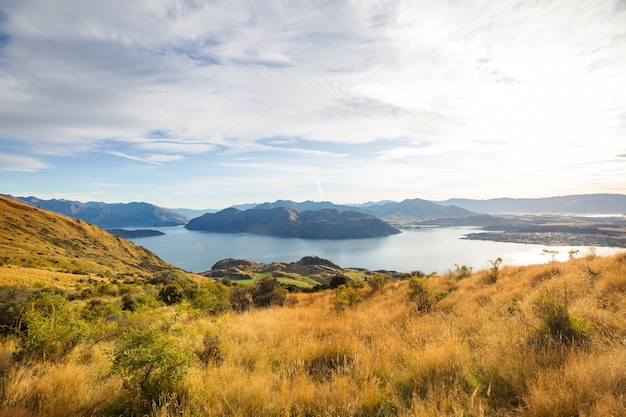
<box><xmin>185</xmin><ymin>207</ymin><xmax>401</xmax><ymax>239</ymax></box>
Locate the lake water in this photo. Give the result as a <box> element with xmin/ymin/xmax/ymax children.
<box><xmin>127</xmin><ymin>226</ymin><xmax>625</xmax><ymax>274</ymax></box>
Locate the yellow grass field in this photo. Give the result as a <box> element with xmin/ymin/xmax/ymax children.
<box><xmin>1</xmin><ymin>251</ymin><xmax>626</xmax><ymax>417</ymax></box>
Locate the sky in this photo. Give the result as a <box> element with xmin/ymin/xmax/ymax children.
<box><xmin>1</xmin><ymin>0</ymin><xmax>625</xmax><ymax>209</ymax></box>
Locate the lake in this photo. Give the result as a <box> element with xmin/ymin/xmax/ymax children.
<box><xmin>127</xmin><ymin>226</ymin><xmax>625</xmax><ymax>274</ymax></box>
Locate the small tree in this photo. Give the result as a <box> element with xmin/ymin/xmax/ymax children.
<box><xmin>487</xmin><ymin>257</ymin><xmax>503</xmax><ymax>283</ymax></box>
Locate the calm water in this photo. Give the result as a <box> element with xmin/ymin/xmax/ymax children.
<box><xmin>128</xmin><ymin>226</ymin><xmax>625</xmax><ymax>274</ymax></box>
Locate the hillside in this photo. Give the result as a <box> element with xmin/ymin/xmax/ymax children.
<box><xmin>0</xmin><ymin>195</ymin><xmax>184</xmax><ymax>285</ymax></box>
<box><xmin>185</xmin><ymin>207</ymin><xmax>401</xmax><ymax>239</ymax></box>
<box><xmin>5</xmin><ymin>195</ymin><xmax>189</xmax><ymax>228</ymax></box>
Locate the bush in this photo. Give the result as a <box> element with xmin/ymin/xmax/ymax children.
<box><xmin>230</xmin><ymin>286</ymin><xmax>253</xmax><ymax>312</ymax></box>
<box><xmin>15</xmin><ymin>290</ymin><xmax>90</xmax><ymax>362</ymax></box>
<box><xmin>531</xmin><ymin>291</ymin><xmax>587</xmax><ymax>347</ymax></box>
<box><xmin>251</xmin><ymin>277</ymin><xmax>286</xmax><ymax>308</ymax></box>
<box><xmin>159</xmin><ymin>284</ymin><xmax>184</xmax><ymax>305</ymax></box>
<box><xmin>328</xmin><ymin>275</ymin><xmax>348</xmax><ymax>289</ymax></box>
<box><xmin>331</xmin><ymin>284</ymin><xmax>362</xmax><ymax>311</ymax></box>
<box><xmin>111</xmin><ymin>320</ymin><xmax>195</xmax><ymax>413</ymax></box>
<box><xmin>189</xmin><ymin>282</ymin><xmax>231</xmax><ymax>315</ymax></box>
<box><xmin>448</xmin><ymin>264</ymin><xmax>473</xmax><ymax>280</ymax></box>
<box><xmin>0</xmin><ymin>286</ymin><xmax>30</xmax><ymax>336</ymax></box>
<box><xmin>407</xmin><ymin>277</ymin><xmax>434</xmax><ymax>314</ymax></box>
<box><xmin>487</xmin><ymin>257</ymin><xmax>502</xmax><ymax>283</ymax></box>
<box><xmin>196</xmin><ymin>332</ymin><xmax>225</xmax><ymax>366</ymax></box>
<box><xmin>367</xmin><ymin>273</ymin><xmax>390</xmax><ymax>293</ymax></box>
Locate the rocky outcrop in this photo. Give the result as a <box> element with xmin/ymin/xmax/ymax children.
<box><xmin>185</xmin><ymin>207</ymin><xmax>400</xmax><ymax>239</ymax></box>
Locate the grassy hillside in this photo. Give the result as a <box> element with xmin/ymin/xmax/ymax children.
<box><xmin>1</xmin><ymin>194</ymin><xmax>626</xmax><ymax>416</ymax></box>
<box><xmin>0</xmin><ymin>195</ymin><xmax>191</xmax><ymax>286</ymax></box>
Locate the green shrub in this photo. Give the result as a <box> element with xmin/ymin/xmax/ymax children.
<box><xmin>407</xmin><ymin>277</ymin><xmax>434</xmax><ymax>314</ymax></box>
<box><xmin>189</xmin><ymin>282</ymin><xmax>231</xmax><ymax>315</ymax></box>
<box><xmin>15</xmin><ymin>290</ymin><xmax>90</xmax><ymax>362</ymax></box>
<box><xmin>367</xmin><ymin>273</ymin><xmax>390</xmax><ymax>293</ymax></box>
<box><xmin>111</xmin><ymin>320</ymin><xmax>195</xmax><ymax>413</ymax></box>
<box><xmin>531</xmin><ymin>291</ymin><xmax>587</xmax><ymax>347</ymax></box>
<box><xmin>331</xmin><ymin>284</ymin><xmax>362</xmax><ymax>311</ymax></box>
<box><xmin>0</xmin><ymin>286</ymin><xmax>30</xmax><ymax>336</ymax></box>
<box><xmin>158</xmin><ymin>284</ymin><xmax>184</xmax><ymax>305</ymax></box>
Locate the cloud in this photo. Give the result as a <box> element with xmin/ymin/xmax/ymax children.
<box><xmin>108</xmin><ymin>151</ymin><xmax>161</xmax><ymax>165</ymax></box>
<box><xmin>1</xmin><ymin>0</ymin><xmax>626</xmax><ymax>205</ymax></box>
<box><xmin>0</xmin><ymin>153</ymin><xmax>50</xmax><ymax>171</ymax></box>
<box><xmin>314</xmin><ymin>176</ymin><xmax>325</xmax><ymax>200</ymax></box>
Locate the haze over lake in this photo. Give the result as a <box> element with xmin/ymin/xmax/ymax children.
<box><xmin>128</xmin><ymin>226</ymin><xmax>625</xmax><ymax>274</ymax></box>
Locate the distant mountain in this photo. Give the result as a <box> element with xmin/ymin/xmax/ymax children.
<box><xmin>168</xmin><ymin>207</ymin><xmax>217</xmax><ymax>218</ymax></box>
<box><xmin>253</xmin><ymin>198</ymin><xmax>475</xmax><ymax>221</ymax></box>
<box><xmin>5</xmin><ymin>195</ymin><xmax>189</xmax><ymax>228</ymax></box>
<box><xmin>253</xmin><ymin>200</ymin><xmax>352</xmax><ymax>211</ymax></box>
<box><xmin>361</xmin><ymin>198</ymin><xmax>475</xmax><ymax>220</ymax></box>
<box><xmin>185</xmin><ymin>207</ymin><xmax>401</xmax><ymax>239</ymax></box>
<box><xmin>437</xmin><ymin>194</ymin><xmax>626</xmax><ymax>215</ymax></box>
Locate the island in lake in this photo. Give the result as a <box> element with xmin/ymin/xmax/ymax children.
<box><xmin>107</xmin><ymin>229</ymin><xmax>165</xmax><ymax>238</ymax></box>
<box><xmin>185</xmin><ymin>207</ymin><xmax>400</xmax><ymax>239</ymax></box>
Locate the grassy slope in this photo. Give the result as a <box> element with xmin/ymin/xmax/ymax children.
<box><xmin>0</xmin><ymin>195</ymin><xmax>203</xmax><ymax>287</ymax></box>
<box><xmin>1</xmin><ymin>254</ymin><xmax>625</xmax><ymax>416</ymax></box>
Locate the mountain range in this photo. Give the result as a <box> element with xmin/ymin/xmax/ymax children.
<box><xmin>5</xmin><ymin>193</ymin><xmax>625</xmax><ymax>234</ymax></box>
<box><xmin>437</xmin><ymin>194</ymin><xmax>626</xmax><ymax>215</ymax></box>
<box><xmin>185</xmin><ymin>207</ymin><xmax>401</xmax><ymax>239</ymax></box>
<box><xmin>250</xmin><ymin>198</ymin><xmax>474</xmax><ymax>220</ymax></box>
<box><xmin>3</xmin><ymin>195</ymin><xmax>189</xmax><ymax>228</ymax></box>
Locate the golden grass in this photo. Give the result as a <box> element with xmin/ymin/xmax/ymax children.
<box><xmin>1</xmin><ymin>253</ymin><xmax>626</xmax><ymax>416</ymax></box>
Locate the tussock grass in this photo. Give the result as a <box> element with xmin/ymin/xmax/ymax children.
<box><xmin>2</xmin><ymin>252</ymin><xmax>626</xmax><ymax>416</ymax></box>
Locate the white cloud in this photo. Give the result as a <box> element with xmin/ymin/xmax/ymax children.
<box><xmin>0</xmin><ymin>153</ymin><xmax>50</xmax><ymax>171</ymax></box>
<box><xmin>1</xmin><ymin>0</ymin><xmax>625</xmax><ymax>204</ymax></box>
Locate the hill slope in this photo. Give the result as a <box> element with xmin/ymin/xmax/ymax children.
<box><xmin>0</xmin><ymin>195</ymin><xmax>176</xmax><ymax>282</ymax></box>
<box><xmin>5</xmin><ymin>195</ymin><xmax>189</xmax><ymax>228</ymax></box>
<box><xmin>185</xmin><ymin>207</ymin><xmax>401</xmax><ymax>239</ymax></box>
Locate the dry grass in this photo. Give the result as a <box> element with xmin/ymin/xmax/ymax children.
<box><xmin>1</xmin><ymin>253</ymin><xmax>626</xmax><ymax>416</ymax></box>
